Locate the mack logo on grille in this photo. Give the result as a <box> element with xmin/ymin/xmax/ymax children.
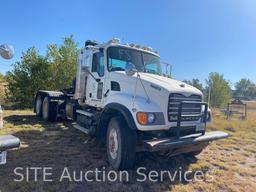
<box><xmin>169</xmin><ymin>115</ymin><xmax>201</xmax><ymax>121</ymax></box>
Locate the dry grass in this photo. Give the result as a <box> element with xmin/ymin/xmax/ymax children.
<box><xmin>245</xmin><ymin>100</ymin><xmax>256</xmax><ymax>111</ymax></box>
<box><xmin>171</xmin><ymin>107</ymin><xmax>256</xmax><ymax>192</ymax></box>
<box><xmin>0</xmin><ymin>103</ymin><xmax>256</xmax><ymax>192</ymax></box>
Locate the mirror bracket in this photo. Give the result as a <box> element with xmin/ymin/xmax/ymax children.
<box><xmin>125</xmin><ymin>63</ymin><xmax>137</xmax><ymax>76</ymax></box>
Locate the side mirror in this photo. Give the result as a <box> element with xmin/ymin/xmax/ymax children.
<box><xmin>0</xmin><ymin>44</ymin><xmax>15</xmax><ymax>60</ymax></box>
<box><xmin>161</xmin><ymin>61</ymin><xmax>172</xmax><ymax>78</ymax></box>
<box><xmin>125</xmin><ymin>63</ymin><xmax>137</xmax><ymax>76</ymax></box>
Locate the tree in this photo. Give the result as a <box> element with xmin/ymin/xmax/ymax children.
<box><xmin>6</xmin><ymin>36</ymin><xmax>79</xmax><ymax>108</ymax></box>
<box><xmin>234</xmin><ymin>78</ymin><xmax>256</xmax><ymax>98</ymax></box>
<box><xmin>6</xmin><ymin>47</ymin><xmax>52</xmax><ymax>108</ymax></box>
<box><xmin>205</xmin><ymin>72</ymin><xmax>231</xmax><ymax>108</ymax></box>
<box><xmin>0</xmin><ymin>73</ymin><xmax>6</xmax><ymax>103</ymax></box>
<box><xmin>0</xmin><ymin>73</ymin><xmax>4</xmax><ymax>82</ymax></box>
<box><xmin>183</xmin><ymin>79</ymin><xmax>204</xmax><ymax>92</ymax></box>
<box><xmin>46</xmin><ymin>36</ymin><xmax>78</xmax><ymax>90</ymax></box>
<box><xmin>248</xmin><ymin>84</ymin><xmax>256</xmax><ymax>98</ymax></box>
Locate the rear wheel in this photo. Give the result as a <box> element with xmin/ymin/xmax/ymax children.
<box><xmin>107</xmin><ymin>116</ymin><xmax>136</xmax><ymax>170</ymax></box>
<box><xmin>35</xmin><ymin>95</ymin><xmax>42</xmax><ymax>117</ymax></box>
<box><xmin>42</xmin><ymin>97</ymin><xmax>58</xmax><ymax>122</ymax></box>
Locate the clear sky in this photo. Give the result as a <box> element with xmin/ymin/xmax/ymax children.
<box><xmin>1</xmin><ymin>0</ymin><xmax>256</xmax><ymax>86</ymax></box>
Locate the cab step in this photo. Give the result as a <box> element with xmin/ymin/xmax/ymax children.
<box><xmin>74</xmin><ymin>109</ymin><xmax>98</xmax><ymax>136</ymax></box>
<box><xmin>76</xmin><ymin>109</ymin><xmax>93</xmax><ymax>117</ymax></box>
<box><xmin>74</xmin><ymin>123</ymin><xmax>90</xmax><ymax>134</ymax></box>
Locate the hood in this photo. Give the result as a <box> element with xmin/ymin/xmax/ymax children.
<box><xmin>109</xmin><ymin>71</ymin><xmax>203</xmax><ymax>97</ymax></box>
<box><xmin>138</xmin><ymin>73</ymin><xmax>203</xmax><ymax>97</ymax></box>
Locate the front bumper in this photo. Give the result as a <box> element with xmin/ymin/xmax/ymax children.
<box><xmin>143</xmin><ymin>131</ymin><xmax>229</xmax><ymax>152</ymax></box>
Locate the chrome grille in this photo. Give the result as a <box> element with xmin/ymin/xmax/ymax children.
<box><xmin>168</xmin><ymin>93</ymin><xmax>202</xmax><ymax>122</ymax></box>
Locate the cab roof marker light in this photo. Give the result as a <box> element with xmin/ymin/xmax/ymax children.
<box><xmin>142</xmin><ymin>46</ymin><xmax>148</xmax><ymax>50</ymax></box>
<box><xmin>108</xmin><ymin>38</ymin><xmax>120</xmax><ymax>44</ymax></box>
<box><xmin>147</xmin><ymin>46</ymin><xmax>153</xmax><ymax>51</ymax></box>
<box><xmin>136</xmin><ymin>44</ymin><xmax>141</xmax><ymax>49</ymax></box>
<box><xmin>130</xmin><ymin>43</ymin><xmax>135</xmax><ymax>47</ymax></box>
<box><xmin>142</xmin><ymin>46</ymin><xmax>153</xmax><ymax>52</ymax></box>
<box><xmin>113</xmin><ymin>38</ymin><xmax>120</xmax><ymax>43</ymax></box>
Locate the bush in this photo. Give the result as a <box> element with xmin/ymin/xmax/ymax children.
<box><xmin>0</xmin><ymin>73</ymin><xmax>6</xmax><ymax>103</ymax></box>
<box><xmin>205</xmin><ymin>72</ymin><xmax>231</xmax><ymax>108</ymax></box>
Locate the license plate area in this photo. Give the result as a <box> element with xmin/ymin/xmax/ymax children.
<box><xmin>0</xmin><ymin>151</ymin><xmax>7</xmax><ymax>165</ymax></box>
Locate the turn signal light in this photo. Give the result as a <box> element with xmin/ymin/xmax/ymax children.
<box><xmin>137</xmin><ymin>112</ymin><xmax>147</xmax><ymax>125</ymax></box>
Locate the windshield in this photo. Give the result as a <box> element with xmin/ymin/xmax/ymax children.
<box><xmin>107</xmin><ymin>46</ymin><xmax>162</xmax><ymax>75</ymax></box>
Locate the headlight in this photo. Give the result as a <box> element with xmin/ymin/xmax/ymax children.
<box><xmin>147</xmin><ymin>113</ymin><xmax>155</xmax><ymax>124</ymax></box>
<box><xmin>136</xmin><ymin>112</ymin><xmax>164</xmax><ymax>125</ymax></box>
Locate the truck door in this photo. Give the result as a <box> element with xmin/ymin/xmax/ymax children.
<box><xmin>86</xmin><ymin>51</ymin><xmax>105</xmax><ymax>106</ymax></box>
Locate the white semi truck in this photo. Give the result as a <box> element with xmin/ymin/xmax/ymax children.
<box><xmin>34</xmin><ymin>38</ymin><xmax>228</xmax><ymax>170</ymax></box>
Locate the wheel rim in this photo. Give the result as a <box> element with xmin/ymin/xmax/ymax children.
<box><xmin>109</xmin><ymin>128</ymin><xmax>118</xmax><ymax>159</ymax></box>
<box><xmin>42</xmin><ymin>99</ymin><xmax>48</xmax><ymax>119</ymax></box>
<box><xmin>36</xmin><ymin>97</ymin><xmax>41</xmax><ymax>114</ymax></box>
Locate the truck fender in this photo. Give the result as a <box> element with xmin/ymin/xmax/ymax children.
<box><xmin>96</xmin><ymin>103</ymin><xmax>137</xmax><ymax>144</ymax></box>
<box><xmin>100</xmin><ymin>103</ymin><xmax>137</xmax><ymax>130</ymax></box>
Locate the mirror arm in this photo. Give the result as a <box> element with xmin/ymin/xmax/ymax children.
<box><xmin>85</xmin><ymin>68</ymin><xmax>100</xmax><ymax>82</ymax></box>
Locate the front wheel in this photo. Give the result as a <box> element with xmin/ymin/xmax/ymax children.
<box><xmin>106</xmin><ymin>116</ymin><xmax>136</xmax><ymax>170</ymax></box>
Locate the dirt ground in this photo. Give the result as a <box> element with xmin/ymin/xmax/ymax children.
<box><xmin>0</xmin><ymin>107</ymin><xmax>255</xmax><ymax>192</ymax></box>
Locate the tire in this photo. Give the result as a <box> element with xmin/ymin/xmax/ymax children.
<box><xmin>35</xmin><ymin>95</ymin><xmax>43</xmax><ymax>117</ymax></box>
<box><xmin>42</xmin><ymin>97</ymin><xmax>58</xmax><ymax>122</ymax></box>
<box><xmin>107</xmin><ymin>116</ymin><xmax>136</xmax><ymax>170</ymax></box>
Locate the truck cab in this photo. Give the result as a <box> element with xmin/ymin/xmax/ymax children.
<box><xmin>34</xmin><ymin>38</ymin><xmax>228</xmax><ymax>170</ymax></box>
<box><xmin>76</xmin><ymin>39</ymin><xmax>206</xmax><ymax>131</ymax></box>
